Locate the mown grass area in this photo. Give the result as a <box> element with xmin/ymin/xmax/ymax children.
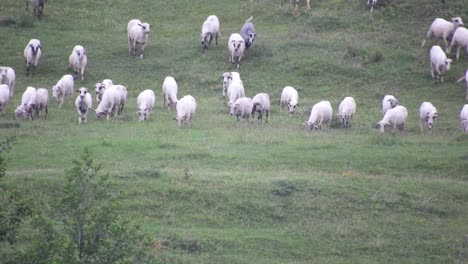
<box><xmin>1</xmin><ymin>0</ymin><xmax>468</xmax><ymax>263</ymax></box>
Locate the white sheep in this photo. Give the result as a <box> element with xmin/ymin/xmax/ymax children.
<box><xmin>75</xmin><ymin>87</ymin><xmax>92</xmax><ymax>124</ymax></box>
<box><xmin>137</xmin><ymin>89</ymin><xmax>156</xmax><ymax>122</ymax></box>
<box><xmin>448</xmin><ymin>27</ymin><xmax>468</xmax><ymax>60</ymax></box>
<box><xmin>24</xmin><ymin>39</ymin><xmax>42</xmax><ymax>77</ymax></box>
<box><xmin>251</xmin><ymin>93</ymin><xmax>270</xmax><ymax>123</ymax></box>
<box><xmin>456</xmin><ymin>69</ymin><xmax>468</xmax><ymax>100</ymax></box>
<box><xmin>69</xmin><ymin>45</ymin><xmax>88</xmax><ymax>81</ymax></box>
<box><xmin>221</xmin><ymin>72</ymin><xmax>241</xmax><ymax>99</ymax></box>
<box><xmin>0</xmin><ymin>84</ymin><xmax>10</xmax><ymax>115</ymax></box>
<box><xmin>15</xmin><ymin>87</ymin><xmax>37</xmax><ymax>120</ymax></box>
<box><xmin>127</xmin><ymin>19</ymin><xmax>142</xmax><ymax>54</ymax></box>
<box><xmin>382</xmin><ymin>95</ymin><xmax>399</xmax><ymax>116</ymax></box>
<box><xmin>0</xmin><ymin>67</ymin><xmax>16</xmax><ymax>96</ymax></box>
<box><xmin>162</xmin><ymin>76</ymin><xmax>178</xmax><ymax>111</ymax></box>
<box><xmin>228</xmin><ymin>33</ymin><xmax>245</xmax><ymax>69</ymax></box>
<box><xmin>421</xmin><ymin>17</ymin><xmax>464</xmax><ymax>51</ymax></box>
<box><xmin>430</xmin><ymin>45</ymin><xmax>452</xmax><ymax>82</ymax></box>
<box><xmin>280</xmin><ymin>86</ymin><xmax>299</xmax><ymax>116</ymax></box>
<box><xmin>230</xmin><ymin>97</ymin><xmax>253</xmax><ymax>122</ymax></box>
<box><xmin>337</xmin><ymin>96</ymin><xmax>356</xmax><ymax>128</ymax></box>
<box><xmin>419</xmin><ymin>102</ymin><xmax>438</xmax><ymax>131</ymax></box>
<box><xmin>201</xmin><ymin>15</ymin><xmax>220</xmax><ymax>53</ymax></box>
<box><xmin>94</xmin><ymin>79</ymin><xmax>113</xmax><ymax>103</ymax></box>
<box><xmin>174</xmin><ymin>95</ymin><xmax>197</xmax><ymax>127</ymax></box>
<box><xmin>227</xmin><ymin>78</ymin><xmax>245</xmax><ymax>109</ymax></box>
<box><xmin>128</xmin><ymin>20</ymin><xmax>151</xmax><ymax>58</ymax></box>
<box><xmin>52</xmin><ymin>74</ymin><xmax>74</xmax><ymax>108</ymax></box>
<box><xmin>34</xmin><ymin>88</ymin><xmax>48</xmax><ymax>119</ymax></box>
<box><xmin>112</xmin><ymin>85</ymin><xmax>127</xmax><ymax>115</ymax></box>
<box><xmin>460</xmin><ymin>104</ymin><xmax>468</xmax><ymax>132</ymax></box>
<box><xmin>376</xmin><ymin>105</ymin><xmax>408</xmax><ymax>133</ymax></box>
<box><xmin>240</xmin><ymin>17</ymin><xmax>256</xmax><ymax>50</ymax></box>
<box><xmin>302</xmin><ymin>101</ymin><xmax>333</xmax><ymax>130</ymax></box>
<box><xmin>95</xmin><ymin>87</ymin><xmax>118</xmax><ymax>119</ymax></box>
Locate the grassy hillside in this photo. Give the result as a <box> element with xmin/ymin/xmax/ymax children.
<box><xmin>1</xmin><ymin>0</ymin><xmax>468</xmax><ymax>263</ymax></box>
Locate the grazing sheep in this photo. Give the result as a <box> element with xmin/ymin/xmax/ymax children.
<box><xmin>448</xmin><ymin>27</ymin><xmax>468</xmax><ymax>60</ymax></box>
<box><xmin>227</xmin><ymin>78</ymin><xmax>245</xmax><ymax>109</ymax></box>
<box><xmin>95</xmin><ymin>87</ymin><xmax>119</xmax><ymax>119</ymax></box>
<box><xmin>75</xmin><ymin>87</ymin><xmax>92</xmax><ymax>124</ymax></box>
<box><xmin>69</xmin><ymin>45</ymin><xmax>88</xmax><ymax>81</ymax></box>
<box><xmin>456</xmin><ymin>69</ymin><xmax>468</xmax><ymax>100</ymax></box>
<box><xmin>52</xmin><ymin>74</ymin><xmax>74</xmax><ymax>108</ymax></box>
<box><xmin>24</xmin><ymin>39</ymin><xmax>42</xmax><ymax>77</ymax></box>
<box><xmin>421</xmin><ymin>17</ymin><xmax>464</xmax><ymax>51</ymax></box>
<box><xmin>137</xmin><ymin>89</ymin><xmax>156</xmax><ymax>122</ymax></box>
<box><xmin>94</xmin><ymin>79</ymin><xmax>113</xmax><ymax>103</ymax></box>
<box><xmin>430</xmin><ymin>45</ymin><xmax>452</xmax><ymax>82</ymax></box>
<box><xmin>382</xmin><ymin>95</ymin><xmax>399</xmax><ymax>116</ymax></box>
<box><xmin>162</xmin><ymin>76</ymin><xmax>178</xmax><ymax>111</ymax></box>
<box><xmin>251</xmin><ymin>93</ymin><xmax>270</xmax><ymax>123</ymax></box>
<box><xmin>174</xmin><ymin>95</ymin><xmax>197</xmax><ymax>127</ymax></box>
<box><xmin>34</xmin><ymin>88</ymin><xmax>48</xmax><ymax>119</ymax></box>
<box><xmin>419</xmin><ymin>102</ymin><xmax>438</xmax><ymax>131</ymax></box>
<box><xmin>230</xmin><ymin>97</ymin><xmax>254</xmax><ymax>122</ymax></box>
<box><xmin>302</xmin><ymin>101</ymin><xmax>333</xmax><ymax>130</ymax></box>
<box><xmin>376</xmin><ymin>105</ymin><xmax>408</xmax><ymax>133</ymax></box>
<box><xmin>201</xmin><ymin>15</ymin><xmax>220</xmax><ymax>53</ymax></box>
<box><xmin>228</xmin><ymin>33</ymin><xmax>245</xmax><ymax>69</ymax></box>
<box><xmin>460</xmin><ymin>104</ymin><xmax>468</xmax><ymax>132</ymax></box>
<box><xmin>15</xmin><ymin>87</ymin><xmax>37</xmax><ymax>120</ymax></box>
<box><xmin>0</xmin><ymin>84</ymin><xmax>10</xmax><ymax>115</ymax></box>
<box><xmin>128</xmin><ymin>20</ymin><xmax>151</xmax><ymax>58</ymax></box>
<box><xmin>280</xmin><ymin>86</ymin><xmax>299</xmax><ymax>116</ymax></box>
<box><xmin>0</xmin><ymin>67</ymin><xmax>15</xmax><ymax>96</ymax></box>
<box><xmin>240</xmin><ymin>17</ymin><xmax>256</xmax><ymax>50</ymax></box>
<box><xmin>25</xmin><ymin>0</ymin><xmax>46</xmax><ymax>18</ymax></box>
<box><xmin>337</xmin><ymin>96</ymin><xmax>356</xmax><ymax>128</ymax></box>
<box><xmin>221</xmin><ymin>72</ymin><xmax>241</xmax><ymax>99</ymax></box>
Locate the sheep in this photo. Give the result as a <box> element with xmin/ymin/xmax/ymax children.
<box><xmin>95</xmin><ymin>87</ymin><xmax>119</xmax><ymax>120</ymax></box>
<box><xmin>337</xmin><ymin>96</ymin><xmax>356</xmax><ymax>128</ymax></box>
<box><xmin>34</xmin><ymin>88</ymin><xmax>48</xmax><ymax>119</ymax></box>
<box><xmin>112</xmin><ymin>84</ymin><xmax>127</xmax><ymax>115</ymax></box>
<box><xmin>419</xmin><ymin>102</ymin><xmax>438</xmax><ymax>131</ymax></box>
<box><xmin>24</xmin><ymin>39</ymin><xmax>42</xmax><ymax>77</ymax></box>
<box><xmin>230</xmin><ymin>97</ymin><xmax>254</xmax><ymax>122</ymax></box>
<box><xmin>75</xmin><ymin>87</ymin><xmax>92</xmax><ymax>124</ymax></box>
<box><xmin>228</xmin><ymin>33</ymin><xmax>245</xmax><ymax>69</ymax></box>
<box><xmin>69</xmin><ymin>45</ymin><xmax>87</xmax><ymax>81</ymax></box>
<box><xmin>240</xmin><ymin>17</ymin><xmax>256</xmax><ymax>50</ymax></box>
<box><xmin>174</xmin><ymin>95</ymin><xmax>197</xmax><ymax>127</ymax></box>
<box><xmin>382</xmin><ymin>95</ymin><xmax>399</xmax><ymax>116</ymax></box>
<box><xmin>421</xmin><ymin>17</ymin><xmax>464</xmax><ymax>51</ymax></box>
<box><xmin>128</xmin><ymin>20</ymin><xmax>151</xmax><ymax>58</ymax></box>
<box><xmin>162</xmin><ymin>76</ymin><xmax>178</xmax><ymax>111</ymax></box>
<box><xmin>137</xmin><ymin>89</ymin><xmax>156</xmax><ymax>122</ymax></box>
<box><xmin>94</xmin><ymin>79</ymin><xmax>113</xmax><ymax>103</ymax></box>
<box><xmin>221</xmin><ymin>72</ymin><xmax>241</xmax><ymax>99</ymax></box>
<box><xmin>280</xmin><ymin>86</ymin><xmax>299</xmax><ymax>116</ymax></box>
<box><xmin>367</xmin><ymin>0</ymin><xmax>377</xmax><ymax>13</ymax></box>
<box><xmin>201</xmin><ymin>15</ymin><xmax>220</xmax><ymax>53</ymax></box>
<box><xmin>302</xmin><ymin>101</ymin><xmax>333</xmax><ymax>130</ymax></box>
<box><xmin>0</xmin><ymin>85</ymin><xmax>10</xmax><ymax>115</ymax></box>
<box><xmin>456</xmin><ymin>69</ymin><xmax>468</xmax><ymax>100</ymax></box>
<box><xmin>376</xmin><ymin>105</ymin><xmax>408</xmax><ymax>133</ymax></box>
<box><xmin>25</xmin><ymin>0</ymin><xmax>46</xmax><ymax>18</ymax></box>
<box><xmin>460</xmin><ymin>104</ymin><xmax>468</xmax><ymax>132</ymax></box>
<box><xmin>251</xmin><ymin>93</ymin><xmax>270</xmax><ymax>123</ymax></box>
<box><xmin>0</xmin><ymin>67</ymin><xmax>15</xmax><ymax>96</ymax></box>
<box><xmin>52</xmin><ymin>74</ymin><xmax>74</xmax><ymax>108</ymax></box>
<box><xmin>227</xmin><ymin>78</ymin><xmax>245</xmax><ymax>109</ymax></box>
<box><xmin>430</xmin><ymin>45</ymin><xmax>452</xmax><ymax>82</ymax></box>
<box><xmin>448</xmin><ymin>27</ymin><xmax>468</xmax><ymax>60</ymax></box>
<box><xmin>15</xmin><ymin>87</ymin><xmax>37</xmax><ymax>120</ymax></box>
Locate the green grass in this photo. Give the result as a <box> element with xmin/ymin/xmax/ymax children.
<box><xmin>1</xmin><ymin>0</ymin><xmax>468</xmax><ymax>263</ymax></box>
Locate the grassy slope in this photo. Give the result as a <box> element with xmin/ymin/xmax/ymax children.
<box><xmin>1</xmin><ymin>0</ymin><xmax>468</xmax><ymax>263</ymax></box>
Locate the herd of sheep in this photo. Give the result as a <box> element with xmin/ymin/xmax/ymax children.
<box><xmin>1</xmin><ymin>2</ymin><xmax>468</xmax><ymax>133</ymax></box>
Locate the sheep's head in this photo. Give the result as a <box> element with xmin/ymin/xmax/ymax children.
<box><xmin>77</xmin><ymin>87</ymin><xmax>88</xmax><ymax>99</ymax></box>
<box><xmin>231</xmin><ymin>40</ymin><xmax>244</xmax><ymax>52</ymax></box>
<box><xmin>201</xmin><ymin>32</ymin><xmax>211</xmax><ymax>47</ymax></box>
<box><xmin>337</xmin><ymin>113</ymin><xmax>351</xmax><ymax>127</ymax></box>
<box><xmin>95</xmin><ymin>109</ymin><xmax>107</xmax><ymax>119</ymax></box>
<box><xmin>388</xmin><ymin>98</ymin><xmax>399</xmax><ymax>108</ymax></box>
<box><xmin>52</xmin><ymin>85</ymin><xmax>61</xmax><ymax>101</ymax></box>
<box><xmin>452</xmin><ymin>17</ymin><xmax>464</xmax><ymax>27</ymax></box>
<box><xmin>15</xmin><ymin>106</ymin><xmax>26</xmax><ymax>119</ymax></box>
<box><xmin>221</xmin><ymin>72</ymin><xmax>232</xmax><ymax>89</ymax></box>
<box><xmin>444</xmin><ymin>58</ymin><xmax>452</xmax><ymax>71</ymax></box>
<box><xmin>302</xmin><ymin>121</ymin><xmax>319</xmax><ymax>131</ymax></box>
<box><xmin>425</xmin><ymin>112</ymin><xmax>439</xmax><ymax>129</ymax></box>
<box><xmin>95</xmin><ymin>83</ymin><xmax>106</xmax><ymax>95</ymax></box>
<box><xmin>246</xmin><ymin>33</ymin><xmax>256</xmax><ymax>48</ymax></box>
<box><xmin>230</xmin><ymin>103</ymin><xmax>240</xmax><ymax>116</ymax></box>
<box><xmin>288</xmin><ymin>102</ymin><xmax>297</xmax><ymax>115</ymax></box>
<box><xmin>375</xmin><ymin>121</ymin><xmax>387</xmax><ymax>133</ymax></box>
<box><xmin>139</xmin><ymin>23</ymin><xmax>151</xmax><ymax>35</ymax></box>
<box><xmin>137</xmin><ymin>108</ymin><xmax>149</xmax><ymax>122</ymax></box>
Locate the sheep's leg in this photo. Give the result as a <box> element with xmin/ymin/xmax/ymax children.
<box><xmin>44</xmin><ymin>106</ymin><xmax>47</xmax><ymax>120</ymax></box>
<box><xmin>265</xmin><ymin>110</ymin><xmax>269</xmax><ymax>123</ymax></box>
<box><xmin>258</xmin><ymin>112</ymin><xmax>262</xmax><ymax>123</ymax></box>
<box><xmin>430</xmin><ymin>64</ymin><xmax>436</xmax><ymax>79</ymax></box>
<box><xmin>456</xmin><ymin>46</ymin><xmax>461</xmax><ymax>60</ymax></box>
<box><xmin>215</xmin><ymin>33</ymin><xmax>218</xmax><ymax>45</ymax></box>
<box><xmin>306</xmin><ymin>0</ymin><xmax>311</xmax><ymax>9</ymax></box>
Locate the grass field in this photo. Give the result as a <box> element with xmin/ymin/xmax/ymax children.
<box><xmin>1</xmin><ymin>0</ymin><xmax>468</xmax><ymax>263</ymax></box>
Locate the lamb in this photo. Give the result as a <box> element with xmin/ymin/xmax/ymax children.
<box><xmin>15</xmin><ymin>87</ymin><xmax>37</xmax><ymax>120</ymax></box>
<box><xmin>34</xmin><ymin>88</ymin><xmax>48</xmax><ymax>119</ymax></box>
<box><xmin>75</xmin><ymin>87</ymin><xmax>92</xmax><ymax>124</ymax></box>
<box><xmin>460</xmin><ymin>104</ymin><xmax>468</xmax><ymax>132</ymax></box>
<box><xmin>162</xmin><ymin>76</ymin><xmax>178</xmax><ymax>111</ymax></box>
<box><xmin>456</xmin><ymin>69</ymin><xmax>468</xmax><ymax>100</ymax></box>
<box><xmin>240</xmin><ymin>17</ymin><xmax>256</xmax><ymax>50</ymax></box>
<box><xmin>128</xmin><ymin>19</ymin><xmax>151</xmax><ymax>58</ymax></box>
<box><xmin>226</xmin><ymin>78</ymin><xmax>245</xmax><ymax>109</ymax></box>
<box><xmin>421</xmin><ymin>17</ymin><xmax>464</xmax><ymax>51</ymax></box>
<box><xmin>0</xmin><ymin>67</ymin><xmax>15</xmax><ymax>96</ymax></box>
<box><xmin>95</xmin><ymin>87</ymin><xmax>119</xmax><ymax>119</ymax></box>
<box><xmin>94</xmin><ymin>79</ymin><xmax>113</xmax><ymax>103</ymax></box>
<box><xmin>201</xmin><ymin>15</ymin><xmax>220</xmax><ymax>53</ymax></box>
<box><xmin>52</xmin><ymin>74</ymin><xmax>74</xmax><ymax>108</ymax></box>
<box><xmin>337</xmin><ymin>96</ymin><xmax>356</xmax><ymax>128</ymax></box>
<box><xmin>24</xmin><ymin>39</ymin><xmax>42</xmax><ymax>77</ymax></box>
<box><xmin>174</xmin><ymin>95</ymin><xmax>197</xmax><ymax>127</ymax></box>
<box><xmin>419</xmin><ymin>102</ymin><xmax>438</xmax><ymax>131</ymax></box>
<box><xmin>0</xmin><ymin>85</ymin><xmax>10</xmax><ymax>115</ymax></box>
<box><xmin>228</xmin><ymin>33</ymin><xmax>245</xmax><ymax>69</ymax></box>
<box><xmin>448</xmin><ymin>27</ymin><xmax>468</xmax><ymax>60</ymax></box>
<box><xmin>69</xmin><ymin>45</ymin><xmax>87</xmax><ymax>81</ymax></box>
<box><xmin>382</xmin><ymin>95</ymin><xmax>399</xmax><ymax>116</ymax></box>
<box><xmin>430</xmin><ymin>45</ymin><xmax>452</xmax><ymax>82</ymax></box>
<box><xmin>302</xmin><ymin>101</ymin><xmax>333</xmax><ymax>130</ymax></box>
<box><xmin>221</xmin><ymin>72</ymin><xmax>241</xmax><ymax>99</ymax></box>
<box><xmin>280</xmin><ymin>86</ymin><xmax>299</xmax><ymax>116</ymax></box>
<box><xmin>251</xmin><ymin>93</ymin><xmax>270</xmax><ymax>123</ymax></box>
<box><xmin>376</xmin><ymin>105</ymin><xmax>408</xmax><ymax>133</ymax></box>
<box><xmin>230</xmin><ymin>97</ymin><xmax>254</xmax><ymax>122</ymax></box>
<box><xmin>25</xmin><ymin>0</ymin><xmax>46</xmax><ymax>18</ymax></box>
<box><xmin>136</xmin><ymin>89</ymin><xmax>156</xmax><ymax>122</ymax></box>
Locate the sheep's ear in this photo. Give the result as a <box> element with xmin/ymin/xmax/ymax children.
<box><xmin>434</xmin><ymin>113</ymin><xmax>439</xmax><ymax>118</ymax></box>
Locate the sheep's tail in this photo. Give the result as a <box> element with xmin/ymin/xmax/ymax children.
<box><xmin>245</xmin><ymin>16</ymin><xmax>253</xmax><ymax>23</ymax></box>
